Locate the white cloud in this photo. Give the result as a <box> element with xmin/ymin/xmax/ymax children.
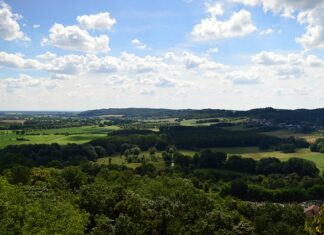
<box><xmin>275</xmin><ymin>66</ymin><xmax>304</xmax><ymax>79</ymax></box>
<box><xmin>43</xmin><ymin>23</ymin><xmax>110</xmax><ymax>53</ymax></box>
<box><xmin>259</xmin><ymin>28</ymin><xmax>274</xmax><ymax>35</ymax></box>
<box><xmin>229</xmin><ymin>0</ymin><xmax>259</xmax><ymax>7</ymax></box>
<box><xmin>295</xmin><ymin>5</ymin><xmax>324</xmax><ymax>49</ymax></box>
<box><xmin>191</xmin><ymin>9</ymin><xmax>256</xmax><ymax>41</ymax></box>
<box><xmin>251</xmin><ymin>51</ymin><xmax>324</xmax><ymax>80</ymax></box>
<box><xmin>0</xmin><ymin>2</ymin><xmax>29</xmax><ymax>41</ymax></box>
<box><xmin>77</xmin><ymin>12</ymin><xmax>116</xmax><ymax>31</ymax></box>
<box><xmin>252</xmin><ymin>51</ymin><xmax>323</xmax><ymax>67</ymax></box>
<box><xmin>131</xmin><ymin>38</ymin><xmax>147</xmax><ymax>49</ymax></box>
<box><xmin>0</xmin><ymin>74</ymin><xmax>58</xmax><ymax>93</ymax></box>
<box><xmin>252</xmin><ymin>51</ymin><xmax>287</xmax><ymax>65</ymax></box>
<box><xmin>36</xmin><ymin>51</ymin><xmax>57</xmax><ymax>61</ymax></box>
<box><xmin>229</xmin><ymin>0</ymin><xmax>322</xmax><ymax>14</ymax></box>
<box><xmin>33</xmin><ymin>24</ymin><xmax>40</xmax><ymax>29</ymax></box>
<box><xmin>229</xmin><ymin>0</ymin><xmax>324</xmax><ymax>49</ymax></box>
<box><xmin>1</xmin><ymin>49</ymin><xmax>324</xmax><ymax>110</ymax></box>
<box><xmin>0</xmin><ymin>51</ymin><xmax>45</xmax><ymax>69</ymax></box>
<box><xmin>206</xmin><ymin>2</ymin><xmax>223</xmax><ymax>16</ymax></box>
<box><xmin>306</xmin><ymin>54</ymin><xmax>323</xmax><ymax>67</ymax></box>
<box><xmin>225</xmin><ymin>69</ymin><xmax>262</xmax><ymax>85</ymax></box>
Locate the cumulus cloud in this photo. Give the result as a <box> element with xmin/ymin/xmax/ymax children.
<box><xmin>165</xmin><ymin>51</ymin><xmax>225</xmax><ymax>70</ymax></box>
<box><xmin>0</xmin><ymin>74</ymin><xmax>57</xmax><ymax>93</ymax></box>
<box><xmin>191</xmin><ymin>5</ymin><xmax>256</xmax><ymax>41</ymax></box>
<box><xmin>0</xmin><ymin>51</ymin><xmax>45</xmax><ymax>69</ymax></box>
<box><xmin>36</xmin><ymin>51</ymin><xmax>57</xmax><ymax>61</ymax></box>
<box><xmin>206</xmin><ymin>2</ymin><xmax>224</xmax><ymax>16</ymax></box>
<box><xmin>252</xmin><ymin>51</ymin><xmax>287</xmax><ymax>65</ymax></box>
<box><xmin>131</xmin><ymin>38</ymin><xmax>147</xmax><ymax>49</ymax></box>
<box><xmin>229</xmin><ymin>0</ymin><xmax>324</xmax><ymax>49</ymax></box>
<box><xmin>275</xmin><ymin>66</ymin><xmax>304</xmax><ymax>79</ymax></box>
<box><xmin>250</xmin><ymin>51</ymin><xmax>324</xmax><ymax>80</ymax></box>
<box><xmin>225</xmin><ymin>70</ymin><xmax>261</xmax><ymax>85</ymax></box>
<box><xmin>42</xmin><ymin>23</ymin><xmax>110</xmax><ymax>53</ymax></box>
<box><xmin>296</xmin><ymin>5</ymin><xmax>324</xmax><ymax>49</ymax></box>
<box><xmin>229</xmin><ymin>0</ymin><xmax>322</xmax><ymax>15</ymax></box>
<box><xmin>252</xmin><ymin>51</ymin><xmax>323</xmax><ymax>67</ymax></box>
<box><xmin>77</xmin><ymin>12</ymin><xmax>116</xmax><ymax>30</ymax></box>
<box><xmin>0</xmin><ymin>2</ymin><xmax>29</xmax><ymax>41</ymax></box>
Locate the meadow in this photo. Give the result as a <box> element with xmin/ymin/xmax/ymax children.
<box><xmin>0</xmin><ymin>125</ymin><xmax>120</xmax><ymax>149</ymax></box>
<box><xmin>210</xmin><ymin>147</ymin><xmax>324</xmax><ymax>172</ymax></box>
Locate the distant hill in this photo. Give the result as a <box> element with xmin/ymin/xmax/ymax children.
<box><xmin>78</xmin><ymin>108</ymin><xmax>237</xmax><ymax>119</ymax></box>
<box><xmin>79</xmin><ymin>107</ymin><xmax>324</xmax><ymax>126</ymax></box>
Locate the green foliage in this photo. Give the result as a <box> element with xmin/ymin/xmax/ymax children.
<box><xmin>305</xmin><ymin>206</ymin><xmax>324</xmax><ymax>235</ymax></box>
<box><xmin>0</xmin><ymin>177</ymin><xmax>88</xmax><ymax>234</ymax></box>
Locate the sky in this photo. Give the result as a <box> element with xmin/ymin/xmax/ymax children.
<box><xmin>1</xmin><ymin>0</ymin><xmax>324</xmax><ymax>111</ymax></box>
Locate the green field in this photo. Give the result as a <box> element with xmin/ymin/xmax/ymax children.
<box><xmin>261</xmin><ymin>130</ymin><xmax>324</xmax><ymax>143</ymax></box>
<box><xmin>0</xmin><ymin>125</ymin><xmax>120</xmax><ymax>149</ymax></box>
<box><xmin>210</xmin><ymin>147</ymin><xmax>324</xmax><ymax>172</ymax></box>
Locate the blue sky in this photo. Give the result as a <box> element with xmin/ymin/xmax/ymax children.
<box><xmin>1</xmin><ymin>0</ymin><xmax>324</xmax><ymax>110</ymax></box>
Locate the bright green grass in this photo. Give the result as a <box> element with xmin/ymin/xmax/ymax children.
<box><xmin>180</xmin><ymin>117</ymin><xmax>248</xmax><ymax>127</ymax></box>
<box><xmin>210</xmin><ymin>147</ymin><xmax>324</xmax><ymax>172</ymax></box>
<box><xmin>0</xmin><ymin>131</ymin><xmax>107</xmax><ymax>149</ymax></box>
<box><xmin>0</xmin><ymin>125</ymin><xmax>119</xmax><ymax>149</ymax></box>
<box><xmin>28</xmin><ymin>125</ymin><xmax>120</xmax><ymax>134</ymax></box>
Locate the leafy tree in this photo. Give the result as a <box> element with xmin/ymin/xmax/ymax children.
<box><xmin>285</xmin><ymin>158</ymin><xmax>319</xmax><ymax>177</ymax></box>
<box><xmin>199</xmin><ymin>150</ymin><xmax>226</xmax><ymax>168</ymax></box>
<box><xmin>61</xmin><ymin>167</ymin><xmax>87</xmax><ymax>191</ymax></box>
<box><xmin>173</xmin><ymin>152</ymin><xmax>192</xmax><ymax>168</ymax></box>
<box><xmin>225</xmin><ymin>155</ymin><xmax>256</xmax><ymax>174</ymax></box>
<box><xmin>4</xmin><ymin>165</ymin><xmax>31</xmax><ymax>185</ymax></box>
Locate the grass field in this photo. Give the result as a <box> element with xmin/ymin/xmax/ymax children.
<box><xmin>210</xmin><ymin>147</ymin><xmax>324</xmax><ymax>172</ymax></box>
<box><xmin>261</xmin><ymin>130</ymin><xmax>324</xmax><ymax>143</ymax></box>
<box><xmin>0</xmin><ymin>125</ymin><xmax>120</xmax><ymax>149</ymax></box>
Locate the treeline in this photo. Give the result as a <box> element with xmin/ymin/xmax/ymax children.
<box><xmin>310</xmin><ymin>138</ymin><xmax>324</xmax><ymax>153</ymax></box>
<box><xmin>6</xmin><ymin>117</ymin><xmax>99</xmax><ymax>130</ymax></box>
<box><xmin>168</xmin><ymin>150</ymin><xmax>319</xmax><ymax>177</ymax></box>
<box><xmin>222</xmin><ymin>180</ymin><xmax>324</xmax><ymax>203</ymax></box>
<box><xmin>160</xmin><ymin>126</ymin><xmax>308</xmax><ymax>150</ymax></box>
<box><xmin>195</xmin><ymin>118</ymin><xmax>220</xmax><ymax>124</ymax></box>
<box><xmin>0</xmin><ymin>143</ymin><xmax>106</xmax><ymax>170</ymax></box>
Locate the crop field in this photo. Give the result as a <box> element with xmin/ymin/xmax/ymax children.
<box><xmin>0</xmin><ymin>125</ymin><xmax>120</xmax><ymax>149</ymax></box>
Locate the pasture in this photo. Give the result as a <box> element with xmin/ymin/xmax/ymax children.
<box><xmin>0</xmin><ymin>125</ymin><xmax>120</xmax><ymax>149</ymax></box>
<box><xmin>210</xmin><ymin>147</ymin><xmax>324</xmax><ymax>172</ymax></box>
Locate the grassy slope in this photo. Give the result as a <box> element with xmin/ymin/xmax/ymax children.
<box><xmin>0</xmin><ymin>125</ymin><xmax>120</xmax><ymax>149</ymax></box>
